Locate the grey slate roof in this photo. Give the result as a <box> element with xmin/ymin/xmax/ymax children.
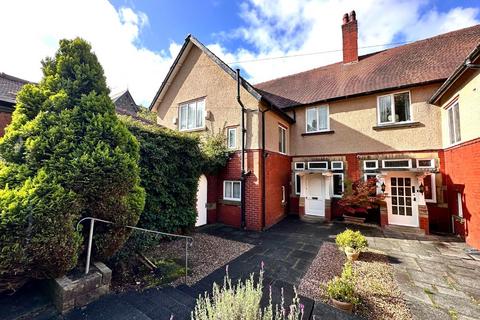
<box><xmin>0</xmin><ymin>72</ymin><xmax>30</xmax><ymax>104</ymax></box>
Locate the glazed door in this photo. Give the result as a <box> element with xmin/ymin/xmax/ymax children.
<box><xmin>388</xmin><ymin>176</ymin><xmax>419</xmax><ymax>227</ymax></box>
<box><xmin>305</xmin><ymin>175</ymin><xmax>325</xmax><ymax>217</ymax></box>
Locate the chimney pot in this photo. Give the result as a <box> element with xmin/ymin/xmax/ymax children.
<box><xmin>341</xmin><ymin>10</ymin><xmax>358</xmax><ymax>64</ymax></box>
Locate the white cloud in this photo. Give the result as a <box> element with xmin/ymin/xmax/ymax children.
<box><xmin>0</xmin><ymin>0</ymin><xmax>177</xmax><ymax>106</ymax></box>
<box><xmin>0</xmin><ymin>0</ymin><xmax>478</xmax><ymax>105</ymax></box>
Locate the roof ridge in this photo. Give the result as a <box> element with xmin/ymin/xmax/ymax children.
<box><xmin>0</xmin><ymin>72</ymin><xmax>31</xmax><ymax>84</ymax></box>
<box><xmin>254</xmin><ymin>24</ymin><xmax>480</xmax><ymax>87</ymax></box>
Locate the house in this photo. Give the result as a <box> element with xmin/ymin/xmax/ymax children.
<box><xmin>150</xmin><ymin>10</ymin><xmax>480</xmax><ymax>249</ymax></box>
<box><xmin>0</xmin><ymin>73</ymin><xmax>29</xmax><ymax>136</ymax></box>
<box><xmin>111</xmin><ymin>89</ymin><xmax>140</xmax><ymax>115</ymax></box>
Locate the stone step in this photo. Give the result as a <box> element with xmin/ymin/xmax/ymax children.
<box><xmin>300</xmin><ymin>215</ymin><xmax>325</xmax><ymax>223</ymax></box>
<box><xmin>384</xmin><ymin>224</ymin><xmax>426</xmax><ymax>236</ymax></box>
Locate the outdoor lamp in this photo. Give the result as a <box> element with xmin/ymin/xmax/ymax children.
<box><xmin>381</xmin><ymin>182</ymin><xmax>386</xmax><ymax>193</ymax></box>
<box><xmin>419</xmin><ymin>183</ymin><xmax>424</xmax><ymax>194</ymax></box>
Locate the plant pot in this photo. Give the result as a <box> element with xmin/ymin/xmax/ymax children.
<box><xmin>331</xmin><ymin>298</ymin><xmax>353</xmax><ymax>314</ymax></box>
<box><xmin>344</xmin><ymin>248</ymin><xmax>360</xmax><ymax>261</ymax></box>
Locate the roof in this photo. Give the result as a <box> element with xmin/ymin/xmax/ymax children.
<box><xmin>110</xmin><ymin>89</ymin><xmax>130</xmax><ymax>103</ymax></box>
<box><xmin>429</xmin><ymin>43</ymin><xmax>480</xmax><ymax>104</ymax></box>
<box><xmin>0</xmin><ymin>72</ymin><xmax>30</xmax><ymax>104</ymax></box>
<box><xmin>255</xmin><ymin>24</ymin><xmax>480</xmax><ymax>109</ymax></box>
<box><xmin>149</xmin><ymin>35</ymin><xmax>295</xmax><ymax>124</ymax></box>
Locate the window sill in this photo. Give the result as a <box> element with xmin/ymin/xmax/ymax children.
<box><xmin>179</xmin><ymin>127</ymin><xmax>207</xmax><ymax>133</ymax></box>
<box><xmin>372</xmin><ymin>121</ymin><xmax>422</xmax><ymax>131</ymax></box>
<box><xmin>219</xmin><ymin>199</ymin><xmax>241</xmax><ymax>206</ymax></box>
<box><xmin>302</xmin><ymin>130</ymin><xmax>335</xmax><ymax>136</ymax></box>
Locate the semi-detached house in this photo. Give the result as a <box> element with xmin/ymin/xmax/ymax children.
<box><xmin>150</xmin><ymin>12</ymin><xmax>480</xmax><ymax>249</ymax></box>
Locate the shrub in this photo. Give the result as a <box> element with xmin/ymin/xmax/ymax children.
<box><xmin>338</xmin><ymin>178</ymin><xmax>385</xmax><ymax>215</ymax></box>
<box><xmin>326</xmin><ymin>262</ymin><xmax>358</xmax><ymax>304</ymax></box>
<box><xmin>199</xmin><ymin>131</ymin><xmax>231</xmax><ymax>174</ymax></box>
<box><xmin>335</xmin><ymin>229</ymin><xmax>368</xmax><ymax>252</ymax></box>
<box><xmin>0</xmin><ymin>38</ymin><xmax>145</xmax><ymax>292</ymax></box>
<box><xmin>192</xmin><ymin>266</ymin><xmax>304</xmax><ymax>320</ymax></box>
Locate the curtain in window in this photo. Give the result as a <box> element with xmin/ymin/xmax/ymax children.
<box><xmin>394</xmin><ymin>92</ymin><xmax>410</xmax><ymax>122</ymax></box>
<box><xmin>318</xmin><ymin>105</ymin><xmax>328</xmax><ymax>130</ymax></box>
<box><xmin>379</xmin><ymin>95</ymin><xmax>392</xmax><ymax>123</ymax></box>
<box><xmin>196</xmin><ymin>100</ymin><xmax>205</xmax><ymax>128</ymax></box>
<box><xmin>306</xmin><ymin>108</ymin><xmax>317</xmax><ymax>132</ymax></box>
<box><xmin>179</xmin><ymin>105</ymin><xmax>188</xmax><ymax>130</ymax></box>
<box><xmin>453</xmin><ymin>103</ymin><xmax>461</xmax><ymax>143</ymax></box>
<box><xmin>225</xmin><ymin>182</ymin><xmax>232</xmax><ymax>198</ymax></box>
<box><xmin>232</xmin><ymin>182</ymin><xmax>241</xmax><ymax>199</ymax></box>
<box><xmin>228</xmin><ymin>128</ymin><xmax>236</xmax><ymax>148</ymax></box>
<box><xmin>448</xmin><ymin>107</ymin><xmax>455</xmax><ymax>144</ymax></box>
<box><xmin>187</xmin><ymin>102</ymin><xmax>196</xmax><ymax>129</ymax></box>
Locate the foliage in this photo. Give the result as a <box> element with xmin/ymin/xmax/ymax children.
<box><xmin>0</xmin><ymin>38</ymin><xmax>144</xmax><ymax>292</ymax></box>
<box><xmin>200</xmin><ymin>131</ymin><xmax>232</xmax><ymax>174</ymax></box>
<box><xmin>338</xmin><ymin>178</ymin><xmax>385</xmax><ymax>214</ymax></box>
<box><xmin>137</xmin><ymin>106</ymin><xmax>157</xmax><ymax>123</ymax></box>
<box><xmin>326</xmin><ymin>262</ymin><xmax>358</xmax><ymax>304</ymax></box>
<box><xmin>335</xmin><ymin>229</ymin><xmax>368</xmax><ymax>252</ymax></box>
<box><xmin>192</xmin><ymin>266</ymin><xmax>304</xmax><ymax>320</ymax></box>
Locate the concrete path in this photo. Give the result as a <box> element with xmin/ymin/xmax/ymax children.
<box><xmin>367</xmin><ymin>230</ymin><xmax>480</xmax><ymax>320</ymax></box>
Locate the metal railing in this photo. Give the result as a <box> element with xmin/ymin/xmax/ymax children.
<box><xmin>76</xmin><ymin>217</ymin><xmax>194</xmax><ymax>282</ymax></box>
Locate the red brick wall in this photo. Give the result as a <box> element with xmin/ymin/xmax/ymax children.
<box><xmin>442</xmin><ymin>138</ymin><xmax>480</xmax><ymax>249</ymax></box>
<box><xmin>289</xmin><ymin>197</ymin><xmax>299</xmax><ymax>214</ymax></box>
<box><xmin>345</xmin><ymin>154</ymin><xmax>360</xmax><ymax>182</ymax></box>
<box><xmin>0</xmin><ymin>112</ymin><xmax>12</xmax><ymax>137</ymax></box>
<box><xmin>264</xmin><ymin>152</ymin><xmax>291</xmax><ymax>228</ymax></box>
<box><xmin>245</xmin><ymin>151</ymin><xmax>262</xmax><ymax>230</ymax></box>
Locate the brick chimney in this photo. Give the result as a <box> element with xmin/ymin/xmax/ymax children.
<box><xmin>342</xmin><ymin>10</ymin><xmax>358</xmax><ymax>64</ymax></box>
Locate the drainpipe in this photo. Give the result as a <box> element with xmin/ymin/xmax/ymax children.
<box><xmin>237</xmin><ymin>69</ymin><xmax>247</xmax><ymax>229</ymax></box>
<box><xmin>260</xmin><ymin>108</ymin><xmax>270</xmax><ymax>230</ymax></box>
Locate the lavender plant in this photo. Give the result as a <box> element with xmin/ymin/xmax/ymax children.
<box><xmin>192</xmin><ymin>264</ymin><xmax>304</xmax><ymax>320</ymax></box>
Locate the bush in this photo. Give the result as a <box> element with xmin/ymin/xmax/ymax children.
<box><xmin>335</xmin><ymin>229</ymin><xmax>368</xmax><ymax>253</ymax></box>
<box><xmin>326</xmin><ymin>262</ymin><xmax>358</xmax><ymax>304</ymax></box>
<box><xmin>0</xmin><ymin>38</ymin><xmax>145</xmax><ymax>292</ymax></box>
<box><xmin>200</xmin><ymin>131</ymin><xmax>231</xmax><ymax>174</ymax></box>
<box><xmin>192</xmin><ymin>266</ymin><xmax>304</xmax><ymax>320</ymax></box>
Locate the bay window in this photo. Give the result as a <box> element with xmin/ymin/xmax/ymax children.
<box><xmin>377</xmin><ymin>92</ymin><xmax>411</xmax><ymax>125</ymax></box>
<box><xmin>306</xmin><ymin>105</ymin><xmax>329</xmax><ymax>132</ymax></box>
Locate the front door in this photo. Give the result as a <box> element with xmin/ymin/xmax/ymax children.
<box><xmin>387</xmin><ymin>175</ymin><xmax>419</xmax><ymax>227</ymax></box>
<box><xmin>305</xmin><ymin>175</ymin><xmax>325</xmax><ymax>216</ymax></box>
<box><xmin>195</xmin><ymin>175</ymin><xmax>207</xmax><ymax>226</ymax></box>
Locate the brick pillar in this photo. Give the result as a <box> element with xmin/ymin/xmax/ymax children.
<box><xmin>325</xmin><ymin>199</ymin><xmax>332</xmax><ymax>221</ymax></box>
<box><xmin>298</xmin><ymin>197</ymin><xmax>305</xmax><ymax>217</ymax></box>
<box><xmin>418</xmin><ymin>204</ymin><xmax>430</xmax><ymax>235</ymax></box>
<box><xmin>379</xmin><ymin>200</ymin><xmax>388</xmax><ymax>227</ymax></box>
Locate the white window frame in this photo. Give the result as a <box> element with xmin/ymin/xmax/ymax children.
<box><xmin>377</xmin><ymin>91</ymin><xmax>412</xmax><ymax>125</ymax></box>
<box><xmin>305</xmin><ymin>105</ymin><xmax>330</xmax><ymax>133</ymax></box>
<box><xmin>457</xmin><ymin>192</ymin><xmax>463</xmax><ymax>218</ymax></box>
<box><xmin>227</xmin><ymin>127</ymin><xmax>237</xmax><ymax>149</ymax></box>
<box><xmin>295</xmin><ymin>173</ymin><xmax>301</xmax><ymax>195</ymax></box>
<box><xmin>279</xmin><ymin>125</ymin><xmax>287</xmax><ymax>154</ymax></box>
<box><xmin>332</xmin><ymin>173</ymin><xmax>344</xmax><ymax>198</ymax></box>
<box><xmin>294</xmin><ymin>162</ymin><xmax>305</xmax><ymax>171</ymax></box>
<box><xmin>363</xmin><ymin>160</ymin><xmax>378</xmax><ymax>170</ymax></box>
<box><xmin>381</xmin><ymin>159</ymin><xmax>412</xmax><ymax>169</ymax></box>
<box><xmin>331</xmin><ymin>161</ymin><xmax>343</xmax><ymax>170</ymax></box>
<box><xmin>447</xmin><ymin>102</ymin><xmax>461</xmax><ymax>145</ymax></box>
<box><xmin>178</xmin><ymin>98</ymin><xmax>205</xmax><ymax>131</ymax></box>
<box><xmin>423</xmin><ymin>174</ymin><xmax>437</xmax><ymax>203</ymax></box>
<box><xmin>416</xmin><ymin>159</ymin><xmax>435</xmax><ymax>169</ymax></box>
<box><xmin>308</xmin><ymin>161</ymin><xmax>329</xmax><ymax>170</ymax></box>
<box><xmin>364</xmin><ymin>173</ymin><xmax>379</xmax><ymax>195</ymax></box>
<box><xmin>223</xmin><ymin>180</ymin><xmax>241</xmax><ymax>201</ymax></box>
<box><xmin>281</xmin><ymin>186</ymin><xmax>286</xmax><ymax>203</ymax></box>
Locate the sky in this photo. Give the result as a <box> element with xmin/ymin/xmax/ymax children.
<box><xmin>0</xmin><ymin>0</ymin><xmax>479</xmax><ymax>106</ymax></box>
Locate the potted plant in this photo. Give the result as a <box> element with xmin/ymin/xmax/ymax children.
<box><xmin>335</xmin><ymin>229</ymin><xmax>368</xmax><ymax>261</ymax></box>
<box><xmin>338</xmin><ymin>177</ymin><xmax>385</xmax><ymax>223</ymax></box>
<box><xmin>326</xmin><ymin>263</ymin><xmax>358</xmax><ymax>313</ymax></box>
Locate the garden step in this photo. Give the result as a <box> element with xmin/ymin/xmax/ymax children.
<box><xmin>176</xmin><ymin>284</ymin><xmax>202</xmax><ymax>299</ymax></box>
<box><xmin>162</xmin><ymin>286</ymin><xmax>196</xmax><ymax>308</ymax></box>
<box><xmin>384</xmin><ymin>225</ymin><xmax>425</xmax><ymax>236</ymax></box>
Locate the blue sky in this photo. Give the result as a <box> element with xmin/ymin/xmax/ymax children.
<box><xmin>1</xmin><ymin>0</ymin><xmax>479</xmax><ymax>105</ymax></box>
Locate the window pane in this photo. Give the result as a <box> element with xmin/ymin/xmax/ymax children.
<box><xmin>453</xmin><ymin>103</ymin><xmax>461</xmax><ymax>143</ymax></box>
<box><xmin>423</xmin><ymin>175</ymin><xmax>433</xmax><ymax>200</ymax></box>
<box><xmin>196</xmin><ymin>100</ymin><xmax>205</xmax><ymax>128</ymax></box>
<box><xmin>318</xmin><ymin>106</ymin><xmax>328</xmax><ymax>130</ymax></box>
<box><xmin>379</xmin><ymin>95</ymin><xmax>392</xmax><ymax>123</ymax></box>
<box><xmin>228</xmin><ymin>128</ymin><xmax>236</xmax><ymax>148</ymax></box>
<box><xmin>333</xmin><ymin>174</ymin><xmax>343</xmax><ymax>196</ymax></box>
<box><xmin>233</xmin><ymin>182</ymin><xmax>241</xmax><ymax>199</ymax></box>
<box><xmin>448</xmin><ymin>107</ymin><xmax>455</xmax><ymax>144</ymax></box>
<box><xmin>279</xmin><ymin>127</ymin><xmax>286</xmax><ymax>153</ymax></box>
<box><xmin>180</xmin><ymin>105</ymin><xmax>187</xmax><ymax>130</ymax></box>
<box><xmin>394</xmin><ymin>92</ymin><xmax>410</xmax><ymax>122</ymax></box>
<box><xmin>306</xmin><ymin>108</ymin><xmax>317</xmax><ymax>132</ymax></box>
<box><xmin>225</xmin><ymin>182</ymin><xmax>232</xmax><ymax>198</ymax></box>
<box><xmin>188</xmin><ymin>103</ymin><xmax>196</xmax><ymax>129</ymax></box>
<box><xmin>295</xmin><ymin>174</ymin><xmax>301</xmax><ymax>194</ymax></box>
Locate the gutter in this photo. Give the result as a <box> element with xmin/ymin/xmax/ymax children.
<box><xmin>237</xmin><ymin>69</ymin><xmax>247</xmax><ymax>229</ymax></box>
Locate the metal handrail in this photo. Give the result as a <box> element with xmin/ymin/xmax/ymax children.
<box><xmin>76</xmin><ymin>217</ymin><xmax>193</xmax><ymax>282</ymax></box>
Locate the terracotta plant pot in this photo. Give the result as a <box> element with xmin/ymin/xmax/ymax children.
<box><xmin>331</xmin><ymin>298</ymin><xmax>353</xmax><ymax>314</ymax></box>
<box><xmin>344</xmin><ymin>247</ymin><xmax>360</xmax><ymax>261</ymax></box>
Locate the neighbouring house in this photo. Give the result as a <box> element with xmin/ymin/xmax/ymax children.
<box><xmin>111</xmin><ymin>89</ymin><xmax>140</xmax><ymax>115</ymax></box>
<box><xmin>150</xmin><ymin>10</ymin><xmax>480</xmax><ymax>249</ymax></box>
<box><xmin>0</xmin><ymin>73</ymin><xmax>29</xmax><ymax>136</ymax></box>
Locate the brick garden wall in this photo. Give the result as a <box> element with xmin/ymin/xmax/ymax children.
<box><xmin>264</xmin><ymin>151</ymin><xmax>291</xmax><ymax>228</ymax></box>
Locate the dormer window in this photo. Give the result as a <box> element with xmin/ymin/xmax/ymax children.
<box><xmin>179</xmin><ymin>98</ymin><xmax>205</xmax><ymax>131</ymax></box>
<box><xmin>377</xmin><ymin>92</ymin><xmax>411</xmax><ymax>125</ymax></box>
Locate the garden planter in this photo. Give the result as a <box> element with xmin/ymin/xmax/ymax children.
<box><xmin>331</xmin><ymin>298</ymin><xmax>353</xmax><ymax>314</ymax></box>
<box><xmin>344</xmin><ymin>248</ymin><xmax>360</xmax><ymax>261</ymax></box>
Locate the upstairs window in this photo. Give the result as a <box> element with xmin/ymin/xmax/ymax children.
<box><xmin>447</xmin><ymin>102</ymin><xmax>461</xmax><ymax>145</ymax></box>
<box><xmin>306</xmin><ymin>105</ymin><xmax>329</xmax><ymax>132</ymax></box>
<box><xmin>227</xmin><ymin>127</ymin><xmax>237</xmax><ymax>149</ymax></box>
<box><xmin>179</xmin><ymin>98</ymin><xmax>205</xmax><ymax>131</ymax></box>
<box><xmin>279</xmin><ymin>125</ymin><xmax>287</xmax><ymax>154</ymax></box>
<box><xmin>377</xmin><ymin>92</ymin><xmax>411</xmax><ymax>125</ymax></box>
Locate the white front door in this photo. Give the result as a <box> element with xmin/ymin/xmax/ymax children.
<box><xmin>195</xmin><ymin>175</ymin><xmax>207</xmax><ymax>226</ymax></box>
<box><xmin>387</xmin><ymin>174</ymin><xmax>419</xmax><ymax>227</ymax></box>
<box><xmin>305</xmin><ymin>175</ymin><xmax>325</xmax><ymax>217</ymax></box>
